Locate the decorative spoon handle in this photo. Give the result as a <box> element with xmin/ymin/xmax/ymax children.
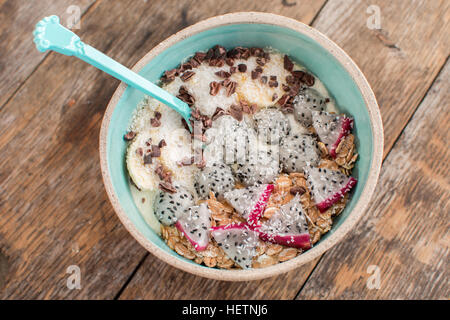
<box><xmin>33</xmin><ymin>15</ymin><xmax>191</xmax><ymax>130</ymax></box>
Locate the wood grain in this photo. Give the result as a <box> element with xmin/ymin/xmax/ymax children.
<box><xmin>0</xmin><ymin>0</ymin><xmax>448</xmax><ymax>300</ymax></box>
<box><xmin>0</xmin><ymin>0</ymin><xmax>96</xmax><ymax>109</ymax></box>
<box><xmin>0</xmin><ymin>0</ymin><xmax>325</xmax><ymax>299</ymax></box>
<box><xmin>119</xmin><ymin>256</ymin><xmax>320</xmax><ymax>300</ymax></box>
<box><xmin>311</xmin><ymin>0</ymin><xmax>450</xmax><ymax>157</ymax></box>
<box><xmin>119</xmin><ymin>0</ymin><xmax>450</xmax><ymax>299</ymax></box>
<box><xmin>297</xmin><ymin>60</ymin><xmax>449</xmax><ymax>299</ymax></box>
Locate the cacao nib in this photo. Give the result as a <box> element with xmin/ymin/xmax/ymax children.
<box><xmin>292</xmin><ymin>70</ymin><xmax>306</xmax><ymax>80</ymax></box>
<box><xmin>158</xmin><ymin>139</ymin><xmax>167</xmax><ymax>148</ymax></box>
<box><xmin>191</xmin><ymin>108</ymin><xmax>202</xmax><ymax>120</ymax></box>
<box><xmin>303</xmin><ymin>72</ymin><xmax>315</xmax><ymax>86</ymax></box>
<box><xmin>284</xmin><ymin>55</ymin><xmax>294</xmax><ymax>71</ymax></box>
<box><xmin>209</xmin><ymin>81</ymin><xmax>221</xmax><ymax>96</ymax></box>
<box><xmin>124</xmin><ymin>131</ymin><xmax>136</xmax><ymax>141</ymax></box>
<box><xmin>225</xmin><ymin>81</ymin><xmax>237</xmax><ymax>97</ymax></box>
<box><xmin>251</xmin><ymin>70</ymin><xmax>261</xmax><ymax>80</ymax></box>
<box><xmin>249</xmin><ymin>103</ymin><xmax>258</xmax><ymax>114</ymax></box>
<box><xmin>194</xmin><ymin>52</ymin><xmax>207</xmax><ymax>63</ymax></box>
<box><xmin>213</xmin><ymin>45</ymin><xmax>227</xmax><ymax>59</ymax></box>
<box><xmin>215</xmin><ymin>70</ymin><xmax>231</xmax><ymax>78</ymax></box>
<box><xmin>240</xmin><ymin>100</ymin><xmax>251</xmax><ymax>114</ymax></box>
<box><xmin>159</xmin><ymin>182</ymin><xmax>177</xmax><ymax>193</ymax></box>
<box><xmin>240</xmin><ymin>47</ymin><xmax>251</xmax><ymax>60</ymax></box>
<box><xmin>203</xmin><ymin>117</ymin><xmax>212</xmax><ymax>129</ymax></box>
<box><xmin>268</xmin><ymin>80</ymin><xmax>278</xmax><ymax>88</ymax></box>
<box><xmin>180</xmin><ymin>71</ymin><xmax>195</xmax><ymax>82</ymax></box>
<box><xmin>256</xmin><ymin>57</ymin><xmax>266</xmax><ymax>66</ymax></box>
<box><xmin>277</xmin><ymin>94</ymin><xmax>291</xmax><ymax>107</ymax></box>
<box><xmin>150</xmin><ymin>118</ymin><xmax>161</xmax><ymax>127</ymax></box>
<box><xmin>143</xmin><ymin>154</ymin><xmax>153</xmax><ymax>165</ymax></box>
<box><xmin>238</xmin><ymin>64</ymin><xmax>247</xmax><ymax>72</ymax></box>
<box><xmin>150</xmin><ymin>145</ymin><xmax>161</xmax><ymax>158</ymax></box>
<box><xmin>229</xmin><ymin>104</ymin><xmax>243</xmax><ymax>121</ymax></box>
<box><xmin>211</xmin><ymin>107</ymin><xmax>229</xmax><ymax>121</ymax></box>
<box><xmin>189</xmin><ymin>57</ymin><xmax>200</xmax><ymax>68</ymax></box>
<box><xmin>260</xmin><ymin>76</ymin><xmax>268</xmax><ymax>84</ymax></box>
<box><xmin>225</xmin><ymin>58</ymin><xmax>234</xmax><ymax>66</ymax></box>
<box><xmin>161</xmin><ymin>69</ymin><xmax>177</xmax><ymax>83</ymax></box>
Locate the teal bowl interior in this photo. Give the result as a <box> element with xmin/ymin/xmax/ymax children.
<box><xmin>106</xmin><ymin>23</ymin><xmax>373</xmax><ymax>266</ymax></box>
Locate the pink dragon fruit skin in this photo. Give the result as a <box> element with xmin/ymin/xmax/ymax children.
<box><xmin>175</xmin><ymin>203</ymin><xmax>211</xmax><ymax>251</ymax></box>
<box><xmin>223</xmin><ymin>184</ymin><xmax>268</xmax><ymax>220</ymax></box>
<box><xmin>258</xmin><ymin>195</ymin><xmax>312</xmax><ymax>250</ymax></box>
<box><xmin>312</xmin><ymin>111</ymin><xmax>354</xmax><ymax>158</ymax></box>
<box><xmin>247</xmin><ymin>184</ymin><xmax>275</xmax><ymax>229</ymax></box>
<box><xmin>211</xmin><ymin>223</ymin><xmax>259</xmax><ymax>269</ymax></box>
<box><xmin>304</xmin><ymin>166</ymin><xmax>357</xmax><ymax>213</ymax></box>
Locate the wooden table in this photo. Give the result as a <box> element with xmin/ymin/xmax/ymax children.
<box><xmin>0</xmin><ymin>0</ymin><xmax>448</xmax><ymax>300</ymax></box>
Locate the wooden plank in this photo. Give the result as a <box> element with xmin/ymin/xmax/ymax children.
<box><xmin>310</xmin><ymin>0</ymin><xmax>449</xmax><ymax>157</ymax></box>
<box><xmin>297</xmin><ymin>60</ymin><xmax>450</xmax><ymax>299</ymax></box>
<box><xmin>0</xmin><ymin>0</ymin><xmax>96</xmax><ymax>109</ymax></box>
<box><xmin>119</xmin><ymin>256</ymin><xmax>320</xmax><ymax>300</ymax></box>
<box><xmin>119</xmin><ymin>0</ymin><xmax>450</xmax><ymax>299</ymax></box>
<box><xmin>0</xmin><ymin>0</ymin><xmax>325</xmax><ymax>299</ymax></box>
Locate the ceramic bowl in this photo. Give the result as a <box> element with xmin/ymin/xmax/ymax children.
<box><xmin>99</xmin><ymin>12</ymin><xmax>383</xmax><ymax>281</ymax></box>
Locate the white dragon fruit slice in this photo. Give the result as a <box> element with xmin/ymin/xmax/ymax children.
<box><xmin>223</xmin><ymin>184</ymin><xmax>267</xmax><ymax>220</ymax></box>
<box><xmin>224</xmin><ymin>122</ymin><xmax>258</xmax><ymax>166</ymax></box>
<box><xmin>253</xmin><ymin>107</ymin><xmax>290</xmax><ymax>145</ymax></box>
<box><xmin>312</xmin><ymin>111</ymin><xmax>354</xmax><ymax>158</ymax></box>
<box><xmin>280</xmin><ymin>133</ymin><xmax>320</xmax><ymax>173</ymax></box>
<box><xmin>204</xmin><ymin>115</ymin><xmax>257</xmax><ymax>166</ymax></box>
<box><xmin>235</xmin><ymin>143</ymin><xmax>280</xmax><ymax>186</ymax></box>
<box><xmin>293</xmin><ymin>88</ymin><xmax>327</xmax><ymax>127</ymax></box>
<box><xmin>194</xmin><ymin>162</ymin><xmax>235</xmax><ymax>200</ymax></box>
<box><xmin>258</xmin><ymin>195</ymin><xmax>311</xmax><ymax>249</ymax></box>
<box><xmin>211</xmin><ymin>223</ymin><xmax>259</xmax><ymax>269</ymax></box>
<box><xmin>175</xmin><ymin>203</ymin><xmax>211</xmax><ymax>251</ymax></box>
<box><xmin>304</xmin><ymin>166</ymin><xmax>357</xmax><ymax>213</ymax></box>
<box><xmin>154</xmin><ymin>183</ymin><xmax>195</xmax><ymax>226</ymax></box>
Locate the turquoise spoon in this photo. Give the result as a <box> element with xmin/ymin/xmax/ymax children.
<box><xmin>33</xmin><ymin>15</ymin><xmax>192</xmax><ymax>130</ymax></box>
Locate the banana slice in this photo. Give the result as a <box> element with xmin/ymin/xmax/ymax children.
<box><xmin>126</xmin><ymin>131</ymin><xmax>158</xmax><ymax>191</ymax></box>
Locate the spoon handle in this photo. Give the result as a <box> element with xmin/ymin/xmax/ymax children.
<box><xmin>33</xmin><ymin>15</ymin><xmax>191</xmax><ymax>129</ymax></box>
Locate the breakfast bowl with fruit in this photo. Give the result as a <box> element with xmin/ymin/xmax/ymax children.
<box><xmin>99</xmin><ymin>12</ymin><xmax>383</xmax><ymax>281</ymax></box>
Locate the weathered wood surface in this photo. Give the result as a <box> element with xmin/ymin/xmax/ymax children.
<box><xmin>0</xmin><ymin>0</ymin><xmax>325</xmax><ymax>299</ymax></box>
<box><xmin>0</xmin><ymin>0</ymin><xmax>448</xmax><ymax>300</ymax></box>
<box><xmin>0</xmin><ymin>0</ymin><xmax>96</xmax><ymax>109</ymax></box>
<box><xmin>311</xmin><ymin>0</ymin><xmax>449</xmax><ymax>157</ymax></box>
<box><xmin>297</xmin><ymin>60</ymin><xmax>449</xmax><ymax>300</ymax></box>
<box><xmin>119</xmin><ymin>0</ymin><xmax>450</xmax><ymax>299</ymax></box>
